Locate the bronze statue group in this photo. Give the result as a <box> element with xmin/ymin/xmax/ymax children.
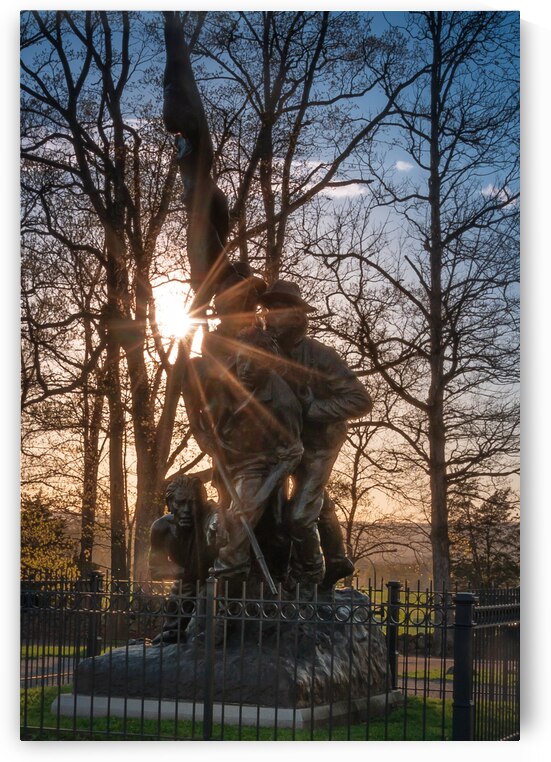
<box><xmin>148</xmin><ymin>14</ymin><xmax>372</xmax><ymax>644</ymax></box>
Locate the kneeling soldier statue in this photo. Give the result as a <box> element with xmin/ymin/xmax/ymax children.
<box><xmin>149</xmin><ymin>475</ymin><xmax>216</xmax><ymax>644</ymax></box>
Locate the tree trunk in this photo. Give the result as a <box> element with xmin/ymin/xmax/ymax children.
<box><xmin>132</xmin><ymin>456</ymin><xmax>162</xmax><ymax>580</ymax></box>
<box><xmin>104</xmin><ymin>224</ymin><xmax>130</xmax><ymax>581</ymax></box>
<box><xmin>259</xmin><ymin>120</ymin><xmax>279</xmax><ymax>283</ymax></box>
<box><xmin>105</xmin><ymin>334</ymin><xmax>128</xmax><ymax>580</ymax></box>
<box><xmin>79</xmin><ymin>306</ymin><xmax>106</xmax><ymax>574</ymax></box>
<box><xmin>79</xmin><ymin>380</ymin><xmax>104</xmax><ymax>573</ymax></box>
<box><xmin>427</xmin><ymin>12</ymin><xmax>450</xmax><ymax>591</ymax></box>
<box><xmin>123</xmin><ymin>339</ymin><xmax>159</xmax><ymax>580</ymax></box>
<box><xmin>428</xmin><ymin>400</ymin><xmax>450</xmax><ymax>588</ymax></box>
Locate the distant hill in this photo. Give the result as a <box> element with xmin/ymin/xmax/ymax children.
<box><xmin>346</xmin><ymin>522</ymin><xmax>433</xmax><ymax>587</ymax></box>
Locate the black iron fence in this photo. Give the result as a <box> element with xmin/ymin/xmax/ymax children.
<box><xmin>472</xmin><ymin>588</ymin><xmax>520</xmax><ymax>740</ymax></box>
<box><xmin>20</xmin><ymin>574</ymin><xmax>519</xmax><ymax>741</ymax></box>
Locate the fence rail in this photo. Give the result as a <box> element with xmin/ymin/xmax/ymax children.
<box><xmin>20</xmin><ymin>575</ymin><xmax>519</xmax><ymax>741</ymax></box>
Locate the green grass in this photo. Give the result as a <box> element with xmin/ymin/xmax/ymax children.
<box><xmin>401</xmin><ymin>667</ymin><xmax>514</xmax><ymax>687</ymax></box>
<box><xmin>21</xmin><ymin>645</ymin><xmax>87</xmax><ymax>659</ymax></box>
<box><xmin>21</xmin><ymin>686</ymin><xmax>451</xmax><ymax>741</ymax></box>
<box><xmin>402</xmin><ymin>668</ymin><xmax>453</xmax><ymax>681</ymax></box>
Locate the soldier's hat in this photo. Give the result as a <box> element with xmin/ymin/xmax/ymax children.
<box><xmin>229</xmin><ymin>262</ymin><xmax>267</xmax><ymax>295</ymax></box>
<box><xmin>212</xmin><ymin>261</ymin><xmax>267</xmax><ymax>315</ymax></box>
<box><xmin>259</xmin><ymin>280</ymin><xmax>317</xmax><ymax>312</ymax></box>
<box><xmin>216</xmin><ymin>261</ymin><xmax>267</xmax><ymax>297</ymax></box>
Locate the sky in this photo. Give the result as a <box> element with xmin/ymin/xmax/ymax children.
<box><xmin>18</xmin><ymin>7</ymin><xmax>519</xmax><ymax>194</ymax></box>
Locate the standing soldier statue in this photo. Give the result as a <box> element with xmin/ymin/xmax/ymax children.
<box><xmin>210</xmin><ymin>327</ymin><xmax>303</xmax><ymax>591</ymax></box>
<box><xmin>261</xmin><ymin>281</ymin><xmax>373</xmax><ymax>591</ymax></box>
<box><xmin>162</xmin><ymin>13</ymin><xmax>286</xmax><ymax>595</ymax></box>
<box><xmin>160</xmin><ymin>13</ymin><xmax>373</xmax><ymax>594</ymax></box>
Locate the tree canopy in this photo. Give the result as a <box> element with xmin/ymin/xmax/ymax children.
<box><xmin>21</xmin><ymin>493</ymin><xmax>79</xmax><ymax>578</ymax></box>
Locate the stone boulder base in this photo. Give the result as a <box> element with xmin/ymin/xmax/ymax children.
<box><xmin>75</xmin><ymin>588</ymin><xmax>390</xmax><ymax>708</ymax></box>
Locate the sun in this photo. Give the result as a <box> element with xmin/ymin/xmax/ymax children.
<box><xmin>153</xmin><ymin>279</ymin><xmax>194</xmax><ymax>339</ymax></box>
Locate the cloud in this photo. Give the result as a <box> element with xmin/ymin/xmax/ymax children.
<box><xmin>395</xmin><ymin>160</ymin><xmax>414</xmax><ymax>172</ymax></box>
<box><xmin>323</xmin><ymin>183</ymin><xmax>369</xmax><ymax>199</ymax></box>
<box><xmin>482</xmin><ymin>183</ymin><xmax>498</xmax><ymax>197</ymax></box>
<box><xmin>481</xmin><ymin>184</ymin><xmax>518</xmax><ymax>207</ymax></box>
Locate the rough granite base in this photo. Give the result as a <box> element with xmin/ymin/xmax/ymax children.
<box><xmin>74</xmin><ymin>588</ymin><xmax>391</xmax><ymax>709</ymax></box>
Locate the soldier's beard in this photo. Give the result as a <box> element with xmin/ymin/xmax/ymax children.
<box><xmin>266</xmin><ymin>312</ymin><xmax>308</xmax><ymax>348</ymax></box>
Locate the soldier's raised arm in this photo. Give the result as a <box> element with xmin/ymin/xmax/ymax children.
<box><xmin>162</xmin><ymin>11</ymin><xmax>230</xmax><ymax>306</ymax></box>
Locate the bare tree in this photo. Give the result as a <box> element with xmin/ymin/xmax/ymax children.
<box><xmin>20</xmin><ymin>180</ymin><xmax>110</xmax><ymax>572</ymax></box>
<box><xmin>20</xmin><ymin>10</ymin><xmax>189</xmax><ymax>577</ymax></box>
<box><xmin>311</xmin><ymin>11</ymin><xmax>519</xmax><ymax>589</ymax></box>
<box><xmin>193</xmin><ymin>10</ymin><xmax>428</xmax><ymax>283</ymax></box>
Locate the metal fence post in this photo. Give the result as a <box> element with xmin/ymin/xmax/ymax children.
<box><xmin>452</xmin><ymin>592</ymin><xmax>477</xmax><ymax>740</ymax></box>
<box><xmin>86</xmin><ymin>570</ymin><xmax>104</xmax><ymax>658</ymax></box>
<box><xmin>203</xmin><ymin>575</ymin><xmax>216</xmax><ymax>740</ymax></box>
<box><xmin>386</xmin><ymin>580</ymin><xmax>401</xmax><ymax>690</ymax></box>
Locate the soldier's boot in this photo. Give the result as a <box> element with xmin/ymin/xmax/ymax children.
<box><xmin>318</xmin><ymin>492</ymin><xmax>355</xmax><ymax>588</ymax></box>
<box><xmin>320</xmin><ymin>558</ymin><xmax>355</xmax><ymax>590</ymax></box>
<box><xmin>151</xmin><ymin>628</ymin><xmax>182</xmax><ymax>646</ymax></box>
<box><xmin>288</xmin><ymin>526</ymin><xmax>325</xmax><ymax>599</ymax></box>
